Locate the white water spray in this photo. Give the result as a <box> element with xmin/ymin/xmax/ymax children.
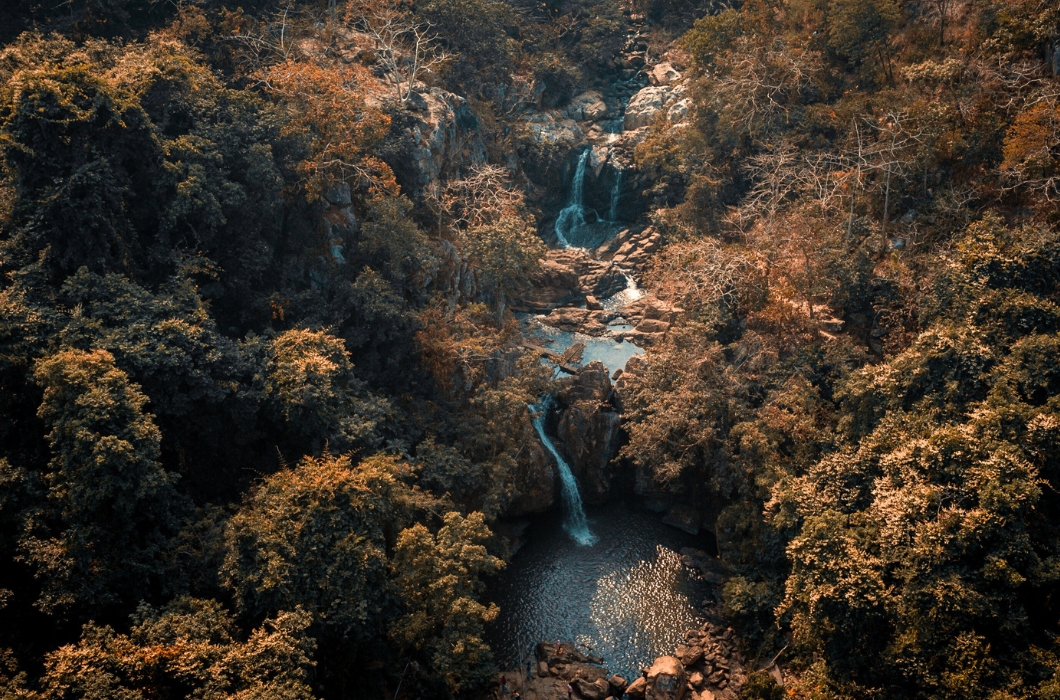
<box><xmin>530</xmin><ymin>399</ymin><xmax>596</xmax><ymax>546</ymax></box>
<box><xmin>554</xmin><ymin>150</ymin><xmax>591</xmax><ymax>248</ymax></box>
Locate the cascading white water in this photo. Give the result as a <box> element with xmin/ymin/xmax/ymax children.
<box><xmin>608</xmin><ymin>169</ymin><xmax>622</xmax><ymax>222</ymax></box>
<box><xmin>529</xmin><ymin>399</ymin><xmax>597</xmax><ymax>546</ymax></box>
<box><xmin>554</xmin><ymin>150</ymin><xmax>592</xmax><ymax>248</ymax></box>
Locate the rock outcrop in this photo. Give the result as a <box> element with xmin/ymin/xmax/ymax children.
<box><xmin>552</xmin><ymin>362</ymin><xmax>620</xmax><ymax>503</ymax></box>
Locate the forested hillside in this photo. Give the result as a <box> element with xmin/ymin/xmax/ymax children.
<box><xmin>0</xmin><ymin>0</ymin><xmax>1059</xmax><ymax>698</ymax></box>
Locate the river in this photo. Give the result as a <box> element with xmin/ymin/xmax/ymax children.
<box><xmin>486</xmin><ymin>506</ymin><xmax>713</xmax><ymax>681</ymax></box>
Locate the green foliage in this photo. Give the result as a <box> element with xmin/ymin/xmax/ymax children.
<box><xmin>265</xmin><ymin>329</ymin><xmax>389</xmax><ymax>453</ymax></box>
<box><xmin>221</xmin><ymin>453</ymin><xmax>412</xmax><ymax>642</ymax></box>
<box><xmin>39</xmin><ymin>597</ymin><xmax>317</xmax><ymax>700</ymax></box>
<box><xmin>28</xmin><ymin>348</ymin><xmax>186</xmax><ymax>613</ymax></box>
<box><xmin>459</xmin><ymin>216</ymin><xmax>545</xmax><ymax>323</ymax></box>
<box><xmin>418</xmin><ymin>0</ymin><xmax>518</xmax><ymax>98</ymax></box>
<box><xmin>390</xmin><ymin>511</ymin><xmax>503</xmax><ymax>694</ymax></box>
<box><xmin>740</xmin><ymin>671</ymin><xmax>784</xmax><ymax>700</ymax></box>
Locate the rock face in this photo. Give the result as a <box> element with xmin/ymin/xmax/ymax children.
<box><xmin>509</xmin><ymin>433</ymin><xmax>556</xmax><ymax>516</ymax></box>
<box><xmin>624</xmin><ymin>86</ymin><xmax>673</xmax><ymax>129</ymax></box>
<box><xmin>393</xmin><ymin>88</ymin><xmax>486</xmax><ymax>196</ymax></box>
<box><xmin>553</xmin><ymin>362</ymin><xmax>620</xmax><ymax>503</ymax></box>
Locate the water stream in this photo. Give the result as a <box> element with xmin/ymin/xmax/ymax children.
<box><xmin>530</xmin><ymin>399</ymin><xmax>596</xmax><ymax>546</ymax></box>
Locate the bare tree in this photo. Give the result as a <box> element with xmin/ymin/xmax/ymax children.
<box><xmin>426</xmin><ymin>165</ymin><xmax>527</xmax><ymax>234</ymax></box>
<box><xmin>345</xmin><ymin>0</ymin><xmax>449</xmax><ymax>106</ymax></box>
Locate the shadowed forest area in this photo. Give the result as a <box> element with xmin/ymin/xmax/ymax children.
<box><xmin>0</xmin><ymin>0</ymin><xmax>1059</xmax><ymax>698</ymax></box>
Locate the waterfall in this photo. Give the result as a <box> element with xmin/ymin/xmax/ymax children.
<box><xmin>608</xmin><ymin>170</ymin><xmax>622</xmax><ymax>222</ymax></box>
<box><xmin>530</xmin><ymin>399</ymin><xmax>597</xmax><ymax>546</ymax></box>
<box><xmin>554</xmin><ymin>150</ymin><xmax>591</xmax><ymax>248</ymax></box>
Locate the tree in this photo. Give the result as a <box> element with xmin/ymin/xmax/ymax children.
<box><xmin>345</xmin><ymin>0</ymin><xmax>449</xmax><ymax>106</ymax></box>
<box><xmin>27</xmin><ymin>349</ymin><xmax>186</xmax><ymax>613</ymax></box>
<box><xmin>390</xmin><ymin>511</ymin><xmax>503</xmax><ymax>695</ymax></box>
<box><xmin>264</xmin><ymin>329</ymin><xmax>390</xmax><ymax>453</ymax></box>
<box><xmin>458</xmin><ymin>216</ymin><xmax>544</xmax><ymax>325</ymax></box>
<box><xmin>827</xmin><ymin>0</ymin><xmax>899</xmax><ymax>82</ymax></box>
<box><xmin>221</xmin><ymin>453</ymin><xmax>416</xmax><ymax>642</ymax></box>
<box><xmin>38</xmin><ymin>597</ymin><xmax>317</xmax><ymax>700</ymax></box>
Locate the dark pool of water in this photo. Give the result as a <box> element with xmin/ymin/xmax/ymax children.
<box><xmin>486</xmin><ymin>506</ymin><xmax>713</xmax><ymax>681</ymax></box>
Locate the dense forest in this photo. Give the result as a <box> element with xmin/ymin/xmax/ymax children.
<box><xmin>0</xmin><ymin>0</ymin><xmax>1059</xmax><ymax>698</ymax></box>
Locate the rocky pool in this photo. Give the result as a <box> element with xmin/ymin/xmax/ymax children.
<box><xmin>486</xmin><ymin>507</ymin><xmax>713</xmax><ymax>681</ymax></box>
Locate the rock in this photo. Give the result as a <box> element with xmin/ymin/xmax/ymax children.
<box><xmin>540</xmin><ymin>307</ymin><xmax>611</xmax><ymax>337</ymax></box>
<box><xmin>662</xmin><ymin>505</ymin><xmax>700</xmax><ymax>535</ymax></box>
<box><xmin>554</xmin><ymin>362</ymin><xmax>621</xmax><ymax>502</ymax></box>
<box><xmin>597</xmin><ymin>226</ymin><xmax>663</xmax><ymax>274</ymax></box>
<box><xmin>646</xmin><ymin>657</ymin><xmax>686</xmax><ymax>700</ymax></box>
<box><xmin>394</xmin><ymin>88</ymin><xmax>486</xmax><ymax>195</ymax></box>
<box><xmin>635</xmin><ymin>318</ymin><xmax>670</xmax><ymax>334</ymax></box>
<box><xmin>516</xmin><ymin>258</ymin><xmax>583</xmax><ymax>312</ymax></box>
<box><xmin>523</xmin><ymin>113</ymin><xmax>586</xmax><ymax>146</ymax></box>
<box><xmin>324</xmin><ymin>181</ymin><xmax>352</xmax><ymax>206</ymax></box>
<box><xmin>508</xmin><ymin>431</ymin><xmax>555</xmax><ymax>516</ymax></box>
<box><xmin>540</xmin><ymin>662</ymin><xmax>551</xmax><ymax>677</ymax></box>
<box><xmin>609</xmin><ymin>675</ymin><xmax>629</xmax><ymax>694</ymax></box>
<box><xmin>568</xmin><ymin>91</ymin><xmax>610</xmax><ymax>122</ymax></box>
<box><xmin>575</xmin><ymin>678</ymin><xmax>611</xmax><ymax>700</ymax></box>
<box><xmin>676</xmin><ymin>644</ymin><xmax>704</xmax><ymax>667</ymax></box>
<box><xmin>626</xmin><ymin>678</ymin><xmax>648</xmax><ymax>697</ymax></box>
<box><xmin>689</xmin><ymin>672</ymin><xmax>704</xmax><ymax>689</ymax></box>
<box><xmin>667</xmin><ymin>98</ymin><xmax>691</xmax><ymax>123</ymax></box>
<box><xmin>624</xmin><ymin>86</ymin><xmax>673</xmax><ymax>130</ymax></box>
<box><xmin>586</xmin><ymin>295</ymin><xmax>604</xmax><ymax>311</ymax></box>
<box><xmin>649</xmin><ymin>62</ymin><xmax>683</xmax><ymax>86</ymax></box>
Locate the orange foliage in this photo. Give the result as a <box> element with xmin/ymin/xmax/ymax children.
<box><xmin>259</xmin><ymin>58</ymin><xmax>396</xmax><ymax>198</ymax></box>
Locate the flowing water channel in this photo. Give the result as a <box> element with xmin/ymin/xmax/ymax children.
<box><xmin>486</xmin><ymin>507</ymin><xmax>711</xmax><ymax>681</ymax></box>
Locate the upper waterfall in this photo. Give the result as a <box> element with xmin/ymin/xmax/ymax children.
<box><xmin>554</xmin><ymin>150</ymin><xmax>592</xmax><ymax>248</ymax></box>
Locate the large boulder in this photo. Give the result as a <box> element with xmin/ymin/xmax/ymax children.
<box><xmin>624</xmin><ymin>86</ymin><xmax>673</xmax><ymax>129</ymax></box>
<box><xmin>646</xmin><ymin>657</ymin><xmax>686</xmax><ymax>700</ymax></box>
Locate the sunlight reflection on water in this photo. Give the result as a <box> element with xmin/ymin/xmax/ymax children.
<box><xmin>486</xmin><ymin>508</ymin><xmax>710</xmax><ymax>680</ymax></box>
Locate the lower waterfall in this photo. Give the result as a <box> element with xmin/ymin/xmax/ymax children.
<box><xmin>529</xmin><ymin>399</ymin><xmax>597</xmax><ymax>546</ymax></box>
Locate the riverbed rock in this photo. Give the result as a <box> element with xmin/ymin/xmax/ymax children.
<box><xmin>626</xmin><ymin>677</ymin><xmax>648</xmax><ymax>697</ymax></box>
<box><xmin>646</xmin><ymin>656</ymin><xmax>686</xmax><ymax>700</ymax></box>
<box><xmin>597</xmin><ymin>226</ymin><xmax>662</xmax><ymax>275</ymax></box>
<box><xmin>575</xmin><ymin>677</ymin><xmax>611</xmax><ymax>700</ymax></box>
<box><xmin>609</xmin><ymin>675</ymin><xmax>628</xmax><ymax>694</ymax></box>
<box><xmin>540</xmin><ymin>307</ymin><xmax>612</xmax><ymax>337</ymax></box>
